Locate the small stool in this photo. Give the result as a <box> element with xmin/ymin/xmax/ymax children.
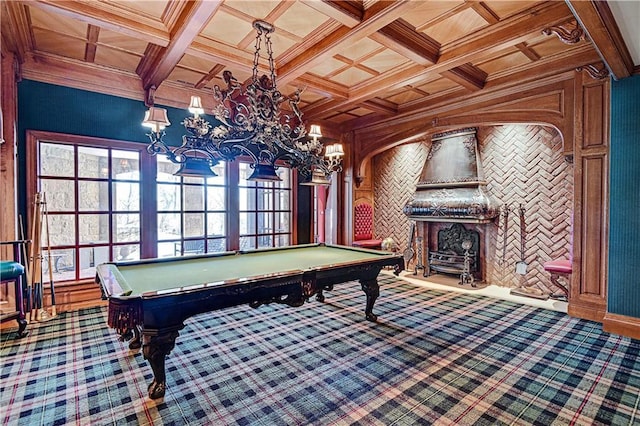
<box><xmin>543</xmin><ymin>259</ymin><xmax>571</xmax><ymax>300</ymax></box>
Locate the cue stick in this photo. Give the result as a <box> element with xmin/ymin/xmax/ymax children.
<box><xmin>28</xmin><ymin>194</ymin><xmax>40</xmax><ymax>322</ymax></box>
<box><xmin>18</xmin><ymin>215</ymin><xmax>33</xmax><ymax>323</ymax></box>
<box><xmin>29</xmin><ymin>193</ymin><xmax>44</xmax><ymax>321</ymax></box>
<box><xmin>43</xmin><ymin>193</ymin><xmax>57</xmax><ymax>317</ymax></box>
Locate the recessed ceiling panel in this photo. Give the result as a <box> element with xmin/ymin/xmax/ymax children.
<box><xmin>94</xmin><ymin>46</ymin><xmax>141</xmax><ymax>73</ymax></box>
<box><xmin>529</xmin><ymin>38</ymin><xmax>575</xmax><ymax>59</ymax></box>
<box><xmin>307</xmin><ymin>57</ymin><xmax>347</xmax><ymax>78</ymax></box>
<box><xmin>331</xmin><ymin>67</ymin><xmax>376</xmax><ymax>87</ymax></box>
<box><xmin>325</xmin><ymin>113</ymin><xmax>357</xmax><ymax>124</ymax></box>
<box><xmin>477</xmin><ymin>50</ymin><xmax>532</xmax><ymax>76</ymax></box>
<box><xmin>178</xmin><ymin>54</ymin><xmax>216</xmax><ymax>74</ymax></box>
<box><xmin>402</xmin><ymin>1</ymin><xmax>465</xmax><ymax>30</ymax></box>
<box><xmin>33</xmin><ymin>29</ymin><xmax>85</xmax><ymax>61</ymax></box>
<box><xmin>225</xmin><ymin>1</ymin><xmax>281</xmax><ymax>20</ymax></box>
<box><xmin>348</xmin><ymin>107</ymin><xmax>374</xmax><ymax>117</ymax></box>
<box><xmin>106</xmin><ymin>0</ymin><xmax>169</xmax><ymax>21</ymax></box>
<box><xmin>200</xmin><ymin>9</ymin><xmax>253</xmax><ymax>46</ymax></box>
<box><xmin>275</xmin><ymin>2</ymin><xmax>329</xmax><ymax>38</ymax></box>
<box><xmin>269</xmin><ymin>32</ymin><xmax>299</xmax><ymax>62</ymax></box>
<box><xmin>415</xmin><ymin>78</ymin><xmax>459</xmax><ymax>95</ymax></box>
<box><xmin>98</xmin><ymin>28</ymin><xmax>148</xmax><ymax>55</ymax></box>
<box><xmin>360</xmin><ymin>49</ymin><xmax>411</xmax><ymax>74</ymax></box>
<box><xmin>299</xmin><ymin>91</ymin><xmax>326</xmax><ymax>105</ymax></box>
<box><xmin>28</xmin><ymin>6</ymin><xmax>87</xmax><ymax>39</ymax></box>
<box><xmin>483</xmin><ymin>1</ymin><xmax>543</xmax><ymax>20</ymax></box>
<box><xmin>422</xmin><ymin>8</ymin><xmax>489</xmax><ymax>45</ymax></box>
<box><xmin>338</xmin><ymin>37</ymin><xmax>383</xmax><ymax>61</ymax></box>
<box><xmin>384</xmin><ymin>90</ymin><xmax>425</xmax><ymax>105</ymax></box>
<box><xmin>167</xmin><ymin>67</ymin><xmax>206</xmax><ymax>87</ymax></box>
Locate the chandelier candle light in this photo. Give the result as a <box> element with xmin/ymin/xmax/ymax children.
<box><xmin>142</xmin><ymin>20</ymin><xmax>344</xmax><ymax>183</ymax></box>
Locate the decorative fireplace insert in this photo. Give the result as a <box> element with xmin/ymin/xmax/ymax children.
<box><xmin>428</xmin><ymin>223</ymin><xmax>480</xmax><ymax>279</ymax></box>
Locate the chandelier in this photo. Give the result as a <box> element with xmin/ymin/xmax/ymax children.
<box><xmin>142</xmin><ymin>20</ymin><xmax>343</xmax><ymax>183</ymax></box>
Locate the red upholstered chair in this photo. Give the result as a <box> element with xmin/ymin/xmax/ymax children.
<box><xmin>352</xmin><ymin>200</ymin><xmax>382</xmax><ymax>250</ymax></box>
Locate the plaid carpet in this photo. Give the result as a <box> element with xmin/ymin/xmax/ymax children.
<box><xmin>1</xmin><ymin>275</ymin><xmax>639</xmax><ymax>426</ymax></box>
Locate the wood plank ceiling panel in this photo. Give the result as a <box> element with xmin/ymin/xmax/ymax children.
<box><xmin>4</xmin><ymin>0</ymin><xmax>621</xmax><ymax>129</ymax></box>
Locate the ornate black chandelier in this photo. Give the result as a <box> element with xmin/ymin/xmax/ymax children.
<box><xmin>142</xmin><ymin>20</ymin><xmax>343</xmax><ymax>183</ymax></box>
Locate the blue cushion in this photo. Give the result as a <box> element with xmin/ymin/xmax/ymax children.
<box><xmin>0</xmin><ymin>261</ymin><xmax>25</xmax><ymax>280</ymax></box>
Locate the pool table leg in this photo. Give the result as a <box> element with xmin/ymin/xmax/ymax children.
<box><xmin>315</xmin><ymin>284</ymin><xmax>333</xmax><ymax>303</ymax></box>
<box><xmin>142</xmin><ymin>327</ymin><xmax>181</xmax><ymax>399</ymax></box>
<box><xmin>360</xmin><ymin>278</ymin><xmax>380</xmax><ymax>322</ymax></box>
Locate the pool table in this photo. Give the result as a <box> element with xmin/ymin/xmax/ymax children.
<box><xmin>95</xmin><ymin>243</ymin><xmax>404</xmax><ymax>399</ymax></box>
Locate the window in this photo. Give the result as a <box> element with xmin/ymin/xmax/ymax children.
<box><xmin>156</xmin><ymin>157</ymin><xmax>227</xmax><ymax>257</ymax></box>
<box><xmin>27</xmin><ymin>132</ymin><xmax>296</xmax><ymax>283</ymax></box>
<box><xmin>238</xmin><ymin>163</ymin><xmax>292</xmax><ymax>250</ymax></box>
<box><xmin>33</xmin><ymin>139</ymin><xmax>143</xmax><ymax>282</ymax></box>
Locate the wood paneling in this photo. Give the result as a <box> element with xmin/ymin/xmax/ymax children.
<box><xmin>579</xmin><ymin>156</ymin><xmax>606</xmax><ymax>296</ymax></box>
<box><xmin>582</xmin><ymin>84</ymin><xmax>607</xmax><ymax>148</ymax></box>
<box><xmin>568</xmin><ymin>73</ymin><xmax>609</xmax><ymax>322</ymax></box>
<box><xmin>1</xmin><ymin>53</ymin><xmax>18</xmax><ymax>248</ymax></box>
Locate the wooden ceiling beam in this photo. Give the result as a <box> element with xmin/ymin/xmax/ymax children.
<box><xmin>299</xmin><ymin>0</ymin><xmax>364</xmax><ymax>28</ymax></box>
<box><xmin>393</xmin><ymin>46</ymin><xmax>600</xmax><ymax>128</ymax></box>
<box><xmin>277</xmin><ymin>0</ymin><xmax>418</xmax><ymax>85</ymax></box>
<box><xmin>303</xmin><ymin>61</ymin><xmax>428</xmax><ymax>121</ymax></box>
<box><xmin>303</xmin><ymin>98</ymin><xmax>346</xmax><ymax>120</ymax></box>
<box><xmin>468</xmin><ymin>1</ymin><xmax>500</xmax><ymax>25</ymax></box>
<box><xmin>371</xmin><ymin>19</ymin><xmax>439</xmax><ymax>65</ymax></box>
<box><xmin>30</xmin><ymin>0</ymin><xmax>170</xmax><ymax>47</ymax></box>
<box><xmin>322</xmin><ymin>2</ymin><xmax>573</xmax><ymax>114</ymax></box>
<box><xmin>361</xmin><ymin>98</ymin><xmax>398</xmax><ymax>115</ymax></box>
<box><xmin>188</xmin><ymin>39</ymin><xmax>255</xmax><ymax>73</ymax></box>
<box><xmin>438</xmin><ymin>2</ymin><xmax>572</xmax><ymax>70</ymax></box>
<box><xmin>84</xmin><ymin>25</ymin><xmax>100</xmax><ymax>63</ymax></box>
<box><xmin>440</xmin><ymin>63</ymin><xmax>487</xmax><ymax>91</ymax></box>
<box><xmin>294</xmin><ymin>74</ymin><xmax>349</xmax><ymax>100</ymax></box>
<box><xmin>137</xmin><ymin>1</ymin><xmax>222</xmax><ymax>91</ymax></box>
<box><xmin>20</xmin><ymin>51</ymin><xmax>216</xmax><ymax>111</ymax></box>
<box><xmin>195</xmin><ymin>64</ymin><xmax>225</xmax><ymax>89</ymax></box>
<box><xmin>566</xmin><ymin>0</ymin><xmax>633</xmax><ymax>79</ymax></box>
<box><xmin>515</xmin><ymin>42</ymin><xmax>541</xmax><ymax>62</ymax></box>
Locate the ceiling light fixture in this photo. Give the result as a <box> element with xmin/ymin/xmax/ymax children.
<box><xmin>143</xmin><ymin>20</ymin><xmax>343</xmax><ymax>183</ymax></box>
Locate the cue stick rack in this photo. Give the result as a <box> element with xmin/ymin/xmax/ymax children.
<box><xmin>24</xmin><ymin>192</ymin><xmax>56</xmax><ymax>322</ymax></box>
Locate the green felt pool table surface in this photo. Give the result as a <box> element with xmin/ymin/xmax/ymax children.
<box><xmin>100</xmin><ymin>244</ymin><xmax>397</xmax><ymax>296</ymax></box>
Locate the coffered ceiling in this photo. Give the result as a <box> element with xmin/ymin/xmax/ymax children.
<box><xmin>1</xmin><ymin>1</ymin><xmax>636</xmax><ymax>132</ymax></box>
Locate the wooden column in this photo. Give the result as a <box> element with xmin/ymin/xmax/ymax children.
<box><xmin>569</xmin><ymin>70</ymin><xmax>610</xmax><ymax>322</ymax></box>
<box><xmin>1</xmin><ymin>53</ymin><xmax>19</xmax><ymax>254</ymax></box>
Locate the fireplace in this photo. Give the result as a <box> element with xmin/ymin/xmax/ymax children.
<box><xmin>429</xmin><ymin>223</ymin><xmax>479</xmax><ymax>276</ymax></box>
<box><xmin>403</xmin><ymin>128</ymin><xmax>499</xmax><ymax>285</ymax></box>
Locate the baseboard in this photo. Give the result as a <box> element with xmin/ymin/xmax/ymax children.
<box><xmin>567</xmin><ymin>302</ymin><xmax>606</xmax><ymax>323</ymax></box>
<box><xmin>603</xmin><ymin>312</ymin><xmax>640</xmax><ymax>340</ymax></box>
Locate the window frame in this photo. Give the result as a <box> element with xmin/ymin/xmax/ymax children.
<box><xmin>26</xmin><ymin>131</ymin><xmax>300</xmax><ymax>285</ymax></box>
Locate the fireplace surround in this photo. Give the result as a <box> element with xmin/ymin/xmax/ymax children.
<box><xmin>404</xmin><ymin>127</ymin><xmax>499</xmax><ymax>284</ymax></box>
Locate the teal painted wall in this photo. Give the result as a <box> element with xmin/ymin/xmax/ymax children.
<box><xmin>16</xmin><ymin>80</ymin><xmax>192</xmax><ymax>218</ymax></box>
<box><xmin>608</xmin><ymin>74</ymin><xmax>640</xmax><ymax>318</ymax></box>
<box><xmin>16</xmin><ymin>80</ymin><xmax>312</xmax><ymax>243</ymax></box>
